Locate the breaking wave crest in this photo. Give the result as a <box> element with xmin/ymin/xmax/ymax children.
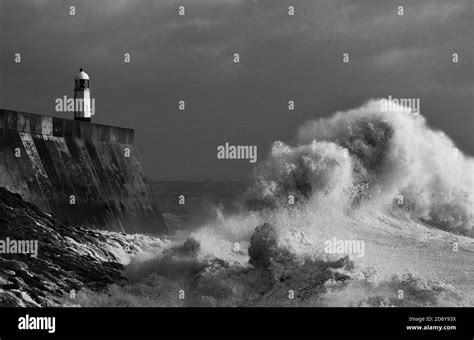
<box><xmin>247</xmin><ymin>99</ymin><xmax>473</xmax><ymax>236</ymax></box>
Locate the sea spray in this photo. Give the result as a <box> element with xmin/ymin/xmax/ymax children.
<box><xmin>247</xmin><ymin>99</ymin><xmax>473</xmax><ymax>236</ymax></box>
<box><xmin>67</xmin><ymin>99</ymin><xmax>474</xmax><ymax>307</ymax></box>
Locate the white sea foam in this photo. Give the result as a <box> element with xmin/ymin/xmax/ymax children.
<box><xmin>73</xmin><ymin>99</ymin><xmax>474</xmax><ymax>307</ymax></box>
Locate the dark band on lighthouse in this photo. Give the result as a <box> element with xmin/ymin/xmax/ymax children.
<box><xmin>74</xmin><ymin>67</ymin><xmax>92</xmax><ymax>122</ymax></box>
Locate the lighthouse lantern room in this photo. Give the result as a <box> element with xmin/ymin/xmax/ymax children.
<box><xmin>74</xmin><ymin>68</ymin><xmax>92</xmax><ymax>122</ymax></box>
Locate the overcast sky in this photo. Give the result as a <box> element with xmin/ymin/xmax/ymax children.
<box><xmin>1</xmin><ymin>0</ymin><xmax>472</xmax><ymax>181</ymax></box>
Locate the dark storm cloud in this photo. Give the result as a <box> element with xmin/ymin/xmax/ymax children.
<box><xmin>1</xmin><ymin>0</ymin><xmax>472</xmax><ymax>180</ymax></box>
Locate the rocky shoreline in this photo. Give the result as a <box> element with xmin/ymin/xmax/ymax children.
<box><xmin>0</xmin><ymin>186</ymin><xmax>354</xmax><ymax>307</ymax></box>
<box><xmin>0</xmin><ymin>187</ymin><xmax>164</xmax><ymax>307</ymax></box>
<box><xmin>2</xmin><ymin>186</ymin><xmax>463</xmax><ymax>308</ymax></box>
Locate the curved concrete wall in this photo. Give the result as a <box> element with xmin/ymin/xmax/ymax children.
<box><xmin>0</xmin><ymin>109</ymin><xmax>167</xmax><ymax>235</ymax></box>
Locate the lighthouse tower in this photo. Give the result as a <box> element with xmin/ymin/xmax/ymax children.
<box><xmin>74</xmin><ymin>68</ymin><xmax>92</xmax><ymax>122</ymax></box>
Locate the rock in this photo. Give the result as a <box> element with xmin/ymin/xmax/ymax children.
<box><xmin>0</xmin><ymin>187</ymin><xmax>159</xmax><ymax>307</ymax></box>
<box><xmin>248</xmin><ymin>223</ymin><xmax>295</xmax><ymax>269</ymax></box>
<box><xmin>247</xmin><ymin>222</ymin><xmax>354</xmax><ymax>303</ymax></box>
<box><xmin>249</xmin><ymin>223</ymin><xmax>278</xmax><ymax>268</ymax></box>
<box><xmin>163</xmin><ymin>237</ymin><xmax>200</xmax><ymax>258</ymax></box>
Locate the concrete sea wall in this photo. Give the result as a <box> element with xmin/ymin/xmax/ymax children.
<box><xmin>0</xmin><ymin>109</ymin><xmax>167</xmax><ymax>235</ymax></box>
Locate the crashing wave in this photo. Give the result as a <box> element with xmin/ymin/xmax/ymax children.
<box><xmin>246</xmin><ymin>99</ymin><xmax>473</xmax><ymax>236</ymax></box>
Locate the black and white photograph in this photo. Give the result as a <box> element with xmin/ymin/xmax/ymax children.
<box><xmin>0</xmin><ymin>0</ymin><xmax>473</xmax><ymax>338</ymax></box>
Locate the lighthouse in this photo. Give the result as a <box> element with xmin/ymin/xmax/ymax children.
<box><xmin>74</xmin><ymin>68</ymin><xmax>92</xmax><ymax>122</ymax></box>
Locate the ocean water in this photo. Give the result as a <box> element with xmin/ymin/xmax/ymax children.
<box><xmin>153</xmin><ymin>181</ymin><xmax>247</xmax><ymax>235</ymax></box>
<box><xmin>70</xmin><ymin>99</ymin><xmax>474</xmax><ymax>307</ymax></box>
